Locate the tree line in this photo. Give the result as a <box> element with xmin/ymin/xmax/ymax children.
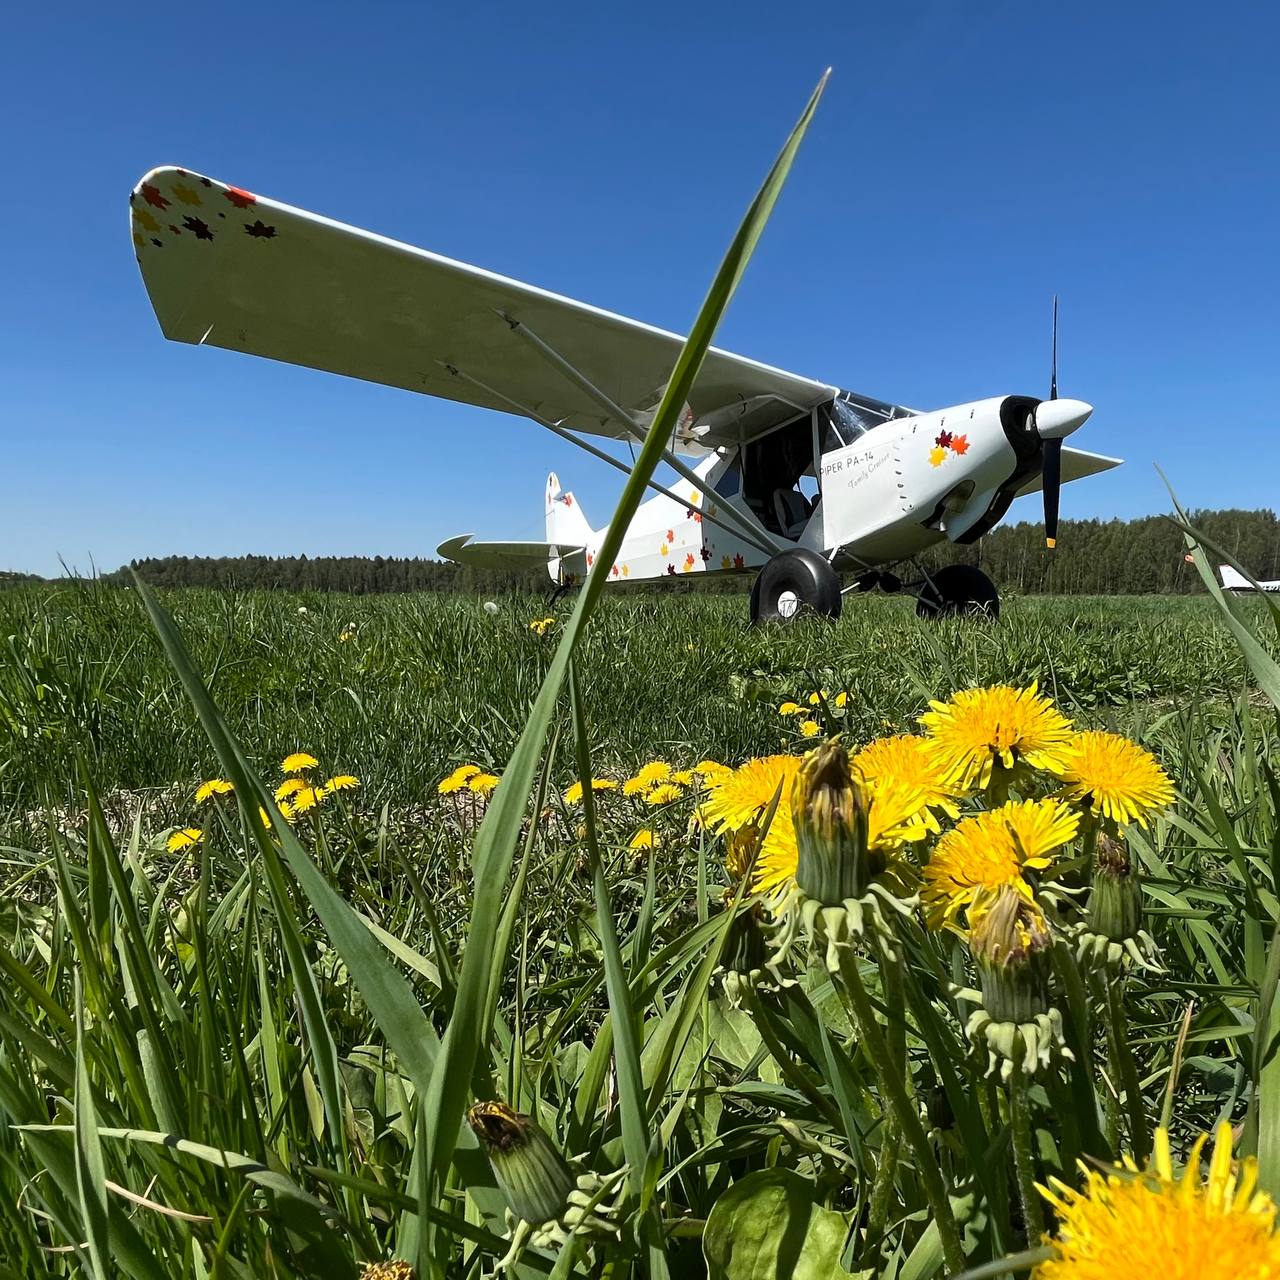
<box><xmin>5</xmin><ymin>507</ymin><xmax>1275</xmax><ymax>596</ymax></box>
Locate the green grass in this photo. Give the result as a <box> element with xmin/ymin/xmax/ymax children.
<box><xmin>2</xmin><ymin>580</ymin><xmax>1279</xmax><ymax>1276</ymax></box>
<box><xmin>1</xmin><ymin>585</ymin><xmax>1263</xmax><ymax>839</ymax></box>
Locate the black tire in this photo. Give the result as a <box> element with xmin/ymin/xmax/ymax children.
<box><xmin>750</xmin><ymin>549</ymin><xmax>842</xmax><ymax>624</ymax></box>
<box><xmin>915</xmin><ymin>564</ymin><xmax>1000</xmax><ymax>621</ymax></box>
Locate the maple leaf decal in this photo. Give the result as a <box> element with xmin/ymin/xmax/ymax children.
<box><xmin>224</xmin><ymin>186</ymin><xmax>257</xmax><ymax>209</ymax></box>
<box><xmin>182</xmin><ymin>216</ymin><xmax>214</xmax><ymax>241</ymax></box>
<box><xmin>929</xmin><ymin>446</ymin><xmax>947</xmax><ymax>467</ymax></box>
<box><xmin>140</xmin><ymin>183</ymin><xmax>170</xmax><ymax>210</ymax></box>
<box><xmin>950</xmin><ymin>434</ymin><xmax>970</xmax><ymax>455</ymax></box>
<box><xmin>244</xmin><ymin>220</ymin><xmax>277</xmax><ymax>238</ymax></box>
<box><xmin>172</xmin><ymin>182</ymin><xmax>202</xmax><ymax>206</ymax></box>
<box><xmin>935</xmin><ymin>430</ymin><xmax>953</xmax><ymax>449</ymax></box>
<box><xmin>667</xmin><ymin>564</ymin><xmax>676</xmax><ymax>576</ymax></box>
<box><xmin>733</xmin><ymin>554</ymin><xmax>745</xmax><ymax>569</ymax></box>
<box><xmin>700</xmin><ymin>546</ymin><xmax>712</xmax><ymax>561</ymax></box>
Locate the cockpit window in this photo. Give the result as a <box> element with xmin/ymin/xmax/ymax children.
<box><xmin>712</xmin><ymin>452</ymin><xmax>742</xmax><ymax>498</ymax></box>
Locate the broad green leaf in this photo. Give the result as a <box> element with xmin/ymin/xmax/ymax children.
<box><xmin>703</xmin><ymin>1169</ymin><xmax>854</xmax><ymax>1280</ymax></box>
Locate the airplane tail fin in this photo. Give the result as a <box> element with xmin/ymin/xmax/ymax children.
<box><xmin>1219</xmin><ymin>564</ymin><xmax>1250</xmax><ymax>591</ymax></box>
<box><xmin>545</xmin><ymin>473</ymin><xmax>593</xmax><ymax>548</ymax></box>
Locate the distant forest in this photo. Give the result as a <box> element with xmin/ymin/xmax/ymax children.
<box><xmin>6</xmin><ymin>508</ymin><xmax>1277</xmax><ymax>596</ymax></box>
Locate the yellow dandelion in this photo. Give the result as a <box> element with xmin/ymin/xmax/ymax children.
<box><xmin>1059</xmin><ymin>731</ymin><xmax>1175</xmax><ymax>827</ymax></box>
<box><xmin>834</xmin><ymin>692</ymin><xmax>848</xmax><ymax>708</ymax></box>
<box><xmin>853</xmin><ymin>735</ymin><xmax>964</xmax><ymax>827</ymax></box>
<box><xmin>694</xmin><ymin>760</ymin><xmax>730</xmax><ymax>778</ymax></box>
<box><xmin>799</xmin><ymin>719</ymin><xmax>820</xmax><ymax>738</ymax></box>
<box><xmin>166</xmin><ymin>827</ymin><xmax>203</xmax><ymax>853</ymax></box>
<box><xmin>438</xmin><ymin>764</ymin><xmax>481</xmax><ymax>796</ymax></box>
<box><xmin>700</xmin><ymin>755</ymin><xmax>802</xmax><ymax>835</ymax></box>
<box><xmin>778</xmin><ymin>701</ymin><xmax>805</xmax><ymax>717</ymax></box>
<box><xmin>629</xmin><ymin>829</ymin><xmax>658</xmax><ymax>852</ymax></box>
<box><xmin>634</xmin><ymin>761</ymin><xmax>672</xmax><ymax>787</ymax></box>
<box><xmin>672</xmin><ymin>769</ymin><xmax>695</xmax><ymax>786</ymax></box>
<box><xmin>1035</xmin><ymin>1123</ymin><xmax>1280</xmax><ymax>1279</ymax></box>
<box><xmin>919</xmin><ymin>683</ymin><xmax>1076</xmax><ymax>788</ymax></box>
<box><xmin>921</xmin><ymin>797</ymin><xmax>1080</xmax><ymax>930</ymax></box>
<box><xmin>750</xmin><ymin>773</ymin><xmax>928</xmax><ymax>899</ymax></box>
<box><xmin>645</xmin><ymin>782</ymin><xmax>684</xmax><ymax>806</ymax></box>
<box><xmin>724</xmin><ymin>823</ymin><xmax>760</xmax><ymax>881</ymax></box>
<box><xmin>195</xmin><ymin>778</ymin><xmax>233</xmax><ymax>804</ymax></box>
<box><xmin>290</xmin><ymin>785</ymin><xmax>323</xmax><ymax>814</ymax></box>
<box><xmin>468</xmin><ymin>772</ymin><xmax>500</xmax><ymax>796</ymax></box>
<box><xmin>323</xmin><ymin>774</ymin><xmax>360</xmax><ymax>794</ymax></box>
<box><xmin>807</xmin><ymin>691</ymin><xmax>825</xmax><ymax>706</ymax></box>
<box><xmin>281</xmin><ymin>752</ymin><xmax>320</xmax><ymax>775</ymax></box>
<box><xmin>275</xmin><ymin>777</ymin><xmax>306</xmax><ymax>802</ymax></box>
<box><xmin>563</xmin><ymin>778</ymin><xmax>618</xmax><ymax>805</ymax></box>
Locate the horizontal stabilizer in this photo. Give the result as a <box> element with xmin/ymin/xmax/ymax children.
<box><xmin>438</xmin><ymin>535</ymin><xmax>581</xmax><ymax>571</ymax></box>
<box><xmin>1015</xmin><ymin>447</ymin><xmax>1123</xmax><ymax>498</ymax></box>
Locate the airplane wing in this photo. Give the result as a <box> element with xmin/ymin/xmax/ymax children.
<box><xmin>130</xmin><ymin>166</ymin><xmax>841</xmax><ymax>445</ymax></box>
<box><xmin>438</xmin><ymin>535</ymin><xmax>580</xmax><ymax>572</ymax></box>
<box><xmin>1014</xmin><ymin>447</ymin><xmax>1122</xmax><ymax>497</ymax></box>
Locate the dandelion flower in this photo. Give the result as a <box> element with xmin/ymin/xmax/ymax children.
<box><xmin>834</xmin><ymin>692</ymin><xmax>848</xmax><ymax>708</ymax></box>
<box><xmin>469</xmin><ymin>772</ymin><xmax>500</xmax><ymax>796</ymax></box>
<box><xmin>645</xmin><ymin>783</ymin><xmax>684</xmax><ymax>806</ymax></box>
<box><xmin>275</xmin><ymin>777</ymin><xmax>306</xmax><ymax>802</ymax></box>
<box><xmin>1035</xmin><ymin>1123</ymin><xmax>1280</xmax><ymax>1279</ymax></box>
<box><xmin>166</xmin><ymin>827</ymin><xmax>203</xmax><ymax>853</ymax></box>
<box><xmin>701</xmin><ymin>755</ymin><xmax>802</xmax><ymax>835</ymax></box>
<box><xmin>563</xmin><ymin>778</ymin><xmax>618</xmax><ymax>805</ymax></box>
<box><xmin>634</xmin><ymin>761</ymin><xmax>672</xmax><ymax>787</ymax></box>
<box><xmin>323</xmin><ymin>774</ymin><xmax>359</xmax><ymax>795</ymax></box>
<box><xmin>629</xmin><ymin>829</ymin><xmax>658</xmax><ymax>852</ymax></box>
<box><xmin>694</xmin><ymin>760</ymin><xmax>729</xmax><ymax>778</ymax></box>
<box><xmin>922</xmin><ymin>798</ymin><xmax>1079</xmax><ymax>930</ymax></box>
<box><xmin>853</xmin><ymin>734</ymin><xmax>963</xmax><ymax>825</ymax></box>
<box><xmin>807</xmin><ymin>691</ymin><xmax>824</xmax><ymax>706</ymax></box>
<box><xmin>799</xmin><ymin>720</ymin><xmax>820</xmax><ymax>738</ymax></box>
<box><xmin>920</xmin><ymin>683</ymin><xmax>1075</xmax><ymax>788</ymax></box>
<box><xmin>1059</xmin><ymin>731</ymin><xmax>1175</xmax><ymax>827</ymax></box>
<box><xmin>438</xmin><ymin>764</ymin><xmax>481</xmax><ymax>796</ymax></box>
<box><xmin>281</xmin><ymin>752</ymin><xmax>319</xmax><ymax>776</ymax></box>
<box><xmin>778</xmin><ymin>701</ymin><xmax>805</xmax><ymax>717</ymax></box>
<box><xmin>195</xmin><ymin>778</ymin><xmax>233</xmax><ymax>804</ymax></box>
<box><xmin>290</xmin><ymin>785</ymin><xmax>323</xmax><ymax>814</ymax></box>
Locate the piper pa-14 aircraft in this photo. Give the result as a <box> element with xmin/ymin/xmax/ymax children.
<box><xmin>130</xmin><ymin>166</ymin><xmax>1121</xmax><ymax>621</ymax></box>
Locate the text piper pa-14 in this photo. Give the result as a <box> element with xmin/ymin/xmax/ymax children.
<box><xmin>129</xmin><ymin>166</ymin><xmax>1121</xmax><ymax>622</ymax></box>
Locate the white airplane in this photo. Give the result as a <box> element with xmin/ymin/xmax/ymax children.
<box><xmin>129</xmin><ymin>167</ymin><xmax>1120</xmax><ymax>622</ymax></box>
<box><xmin>1219</xmin><ymin>565</ymin><xmax>1280</xmax><ymax>593</ymax></box>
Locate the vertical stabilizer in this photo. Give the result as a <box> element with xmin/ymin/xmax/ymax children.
<box><xmin>545</xmin><ymin>473</ymin><xmax>593</xmax><ymax>547</ymax></box>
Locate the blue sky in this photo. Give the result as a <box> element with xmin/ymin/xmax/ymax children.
<box><xmin>2</xmin><ymin>2</ymin><xmax>1276</xmax><ymax>576</ymax></box>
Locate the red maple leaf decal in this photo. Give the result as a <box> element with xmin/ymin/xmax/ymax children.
<box><xmin>563</xmin><ymin>494</ymin><xmax>573</xmax><ymax>506</ymax></box>
<box><xmin>693</xmin><ymin>512</ymin><xmax>702</xmax><ymax>523</ymax></box>
<box><xmin>224</xmin><ymin>186</ymin><xmax>257</xmax><ymax>209</ymax></box>
<box><xmin>733</xmin><ymin>554</ymin><xmax>745</xmax><ymax>569</ymax></box>
<box><xmin>586</xmin><ymin>552</ymin><xmax>594</xmax><ymax>566</ymax></box>
<box><xmin>949</xmin><ymin>434</ymin><xmax>970</xmax><ymax>455</ymax></box>
<box><xmin>700</xmin><ymin>546</ymin><xmax>712</xmax><ymax>561</ymax></box>
<box><xmin>684</xmin><ymin>552</ymin><xmax>695</xmax><ymax>568</ymax></box>
<box><xmin>141</xmin><ymin>184</ymin><xmax>170</xmax><ymax>210</ymax></box>
<box><xmin>667</xmin><ymin>564</ymin><xmax>676</xmax><ymax>576</ymax></box>
<box><xmin>666</xmin><ymin>529</ymin><xmax>674</xmax><ymax>542</ymax></box>
<box><xmin>935</xmin><ymin>430</ymin><xmax>953</xmax><ymax>449</ymax></box>
<box><xmin>611</xmin><ymin>564</ymin><xmax>619</xmax><ymax>577</ymax></box>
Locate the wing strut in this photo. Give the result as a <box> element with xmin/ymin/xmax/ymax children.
<box><xmin>498</xmin><ymin>311</ymin><xmax>787</xmax><ymax>557</ymax></box>
<box><xmin>441</xmin><ymin>361</ymin><xmax>778</xmax><ymax>559</ymax></box>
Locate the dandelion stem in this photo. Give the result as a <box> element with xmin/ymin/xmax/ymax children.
<box><xmin>867</xmin><ymin>1114</ymin><xmax>901</xmax><ymax>1243</ymax></box>
<box><xmin>1103</xmin><ymin>975</ymin><xmax>1150</xmax><ymax>1163</ymax></box>
<box><xmin>836</xmin><ymin>951</ymin><xmax>965</xmax><ymax>1275</ymax></box>
<box><xmin>1008</xmin><ymin>1047</ymin><xmax>1045</xmax><ymax>1246</ymax></box>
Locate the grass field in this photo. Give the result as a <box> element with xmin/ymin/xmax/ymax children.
<box><xmin>4</xmin><ymin>578</ymin><xmax>1280</xmax><ymax>1277</ymax></box>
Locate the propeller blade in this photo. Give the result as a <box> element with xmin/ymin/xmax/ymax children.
<box><xmin>1050</xmin><ymin>294</ymin><xmax>1058</xmax><ymax>401</ymax></box>
<box><xmin>1043</xmin><ymin>436</ymin><xmax>1062</xmax><ymax>549</ymax></box>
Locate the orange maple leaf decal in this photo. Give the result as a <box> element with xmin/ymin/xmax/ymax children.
<box><xmin>950</xmin><ymin>434</ymin><xmax>970</xmax><ymax>456</ymax></box>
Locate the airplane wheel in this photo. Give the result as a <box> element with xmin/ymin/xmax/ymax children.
<box><xmin>916</xmin><ymin>565</ymin><xmax>1000</xmax><ymax>621</ymax></box>
<box><xmin>750</xmin><ymin>549</ymin><xmax>842</xmax><ymax>624</ymax></box>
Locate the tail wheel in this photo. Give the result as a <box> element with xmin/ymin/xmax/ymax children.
<box><xmin>750</xmin><ymin>549</ymin><xmax>842</xmax><ymax>624</ymax></box>
<box><xmin>916</xmin><ymin>564</ymin><xmax>1000</xmax><ymax>621</ymax></box>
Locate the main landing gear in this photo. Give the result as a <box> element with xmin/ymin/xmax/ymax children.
<box><xmin>749</xmin><ymin>548</ymin><xmax>843</xmax><ymax>624</ymax></box>
<box><xmin>750</xmin><ymin>554</ymin><xmax>1000</xmax><ymax>624</ymax></box>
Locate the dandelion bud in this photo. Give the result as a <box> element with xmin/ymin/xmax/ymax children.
<box><xmin>467</xmin><ymin>1102</ymin><xmax>575</xmax><ymax>1225</ymax></box>
<box><xmin>1087</xmin><ymin>832</ymin><xmax>1142</xmax><ymax>942</ymax></box>
<box><xmin>791</xmin><ymin>740</ymin><xmax>874</xmax><ymax>904</ymax></box>
<box><xmin>969</xmin><ymin>887</ymin><xmax>1053</xmax><ymax>1026</ymax></box>
<box><xmin>722</xmin><ymin>898</ymin><xmax>769</xmax><ymax>975</ymax></box>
